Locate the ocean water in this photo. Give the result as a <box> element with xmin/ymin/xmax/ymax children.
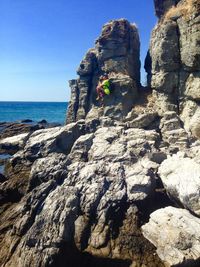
<box><xmin>0</xmin><ymin>102</ymin><xmax>68</xmax><ymax>125</ymax></box>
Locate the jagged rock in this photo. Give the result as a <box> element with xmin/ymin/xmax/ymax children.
<box><xmin>178</xmin><ymin>4</ymin><xmax>200</xmax><ymax>71</ymax></box>
<box><xmin>0</xmin><ymin>132</ymin><xmax>29</xmax><ymax>154</ymax></box>
<box><xmin>66</xmin><ymin>19</ymin><xmax>140</xmax><ymax>123</ymax></box>
<box><xmin>180</xmin><ymin>100</ymin><xmax>200</xmax><ymax>139</ymax></box>
<box><xmin>150</xmin><ymin>91</ymin><xmax>177</xmax><ymax>116</ymax></box>
<box><xmin>23</xmin><ymin>121</ymin><xmax>85</xmax><ymax>160</ymax></box>
<box><xmin>158</xmin><ymin>153</ymin><xmax>200</xmax><ymax>216</ymax></box>
<box><xmin>147</xmin><ymin>0</ymin><xmax>200</xmax><ymax>124</ymax></box>
<box><xmin>0</xmin><ymin>122</ymin><xmax>86</xmax><ymax>207</ymax></box>
<box><xmin>0</xmin><ymin>122</ymin><xmax>165</xmax><ymax>267</ymax></box>
<box><xmin>142</xmin><ymin>206</ymin><xmax>200</xmax><ymax>266</ymax></box>
<box><xmin>150</xmin><ymin>21</ymin><xmax>180</xmax><ymax>74</ymax></box>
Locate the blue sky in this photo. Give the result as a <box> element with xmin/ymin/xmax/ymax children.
<box><xmin>0</xmin><ymin>0</ymin><xmax>157</xmax><ymax>102</ymax></box>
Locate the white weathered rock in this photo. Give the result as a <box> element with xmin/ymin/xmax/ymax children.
<box><xmin>23</xmin><ymin>121</ymin><xmax>85</xmax><ymax>158</ymax></box>
<box><xmin>142</xmin><ymin>206</ymin><xmax>200</xmax><ymax>266</ymax></box>
<box><xmin>0</xmin><ymin>132</ymin><xmax>29</xmax><ymax>154</ymax></box>
<box><xmin>158</xmin><ymin>153</ymin><xmax>200</xmax><ymax>216</ymax></box>
<box><xmin>185</xmin><ymin>73</ymin><xmax>200</xmax><ymax>100</ymax></box>
<box><xmin>190</xmin><ymin>108</ymin><xmax>200</xmax><ymax>140</ymax></box>
<box><xmin>125</xmin><ymin>160</ymin><xmax>157</xmax><ymax>201</ymax></box>
<box><xmin>0</xmin><ymin>133</ymin><xmax>29</xmax><ymax>146</ymax></box>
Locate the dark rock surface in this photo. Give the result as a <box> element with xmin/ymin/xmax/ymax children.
<box><xmin>0</xmin><ymin>121</ymin><xmax>61</xmax><ymax>140</ymax></box>
<box><xmin>154</xmin><ymin>0</ymin><xmax>181</xmax><ymax>18</ymax></box>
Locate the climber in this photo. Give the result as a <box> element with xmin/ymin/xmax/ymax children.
<box><xmin>96</xmin><ymin>74</ymin><xmax>111</xmax><ymax>101</ymax></box>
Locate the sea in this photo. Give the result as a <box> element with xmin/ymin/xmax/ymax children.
<box><xmin>0</xmin><ymin>101</ymin><xmax>68</xmax><ymax>125</ymax></box>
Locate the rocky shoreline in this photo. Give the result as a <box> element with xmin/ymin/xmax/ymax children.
<box><xmin>0</xmin><ymin>120</ymin><xmax>61</xmax><ymax>183</ymax></box>
<box><xmin>0</xmin><ymin>0</ymin><xmax>200</xmax><ymax>266</ymax></box>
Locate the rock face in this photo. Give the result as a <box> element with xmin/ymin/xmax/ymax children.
<box><xmin>146</xmin><ymin>0</ymin><xmax>200</xmax><ymax>139</ymax></box>
<box><xmin>66</xmin><ymin>19</ymin><xmax>140</xmax><ymax>123</ymax></box>
<box><xmin>0</xmin><ymin>119</ymin><xmax>168</xmax><ymax>267</ymax></box>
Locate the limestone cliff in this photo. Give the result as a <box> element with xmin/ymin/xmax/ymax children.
<box><xmin>66</xmin><ymin>19</ymin><xmax>140</xmax><ymax>123</ymax></box>
<box><xmin>146</xmin><ymin>0</ymin><xmax>200</xmax><ymax>139</ymax></box>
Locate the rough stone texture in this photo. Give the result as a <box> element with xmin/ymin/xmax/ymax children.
<box><xmin>154</xmin><ymin>0</ymin><xmax>181</xmax><ymax>18</ymax></box>
<box><xmin>66</xmin><ymin>19</ymin><xmax>140</xmax><ymax>123</ymax></box>
<box><xmin>159</xmin><ymin>111</ymin><xmax>188</xmax><ymax>149</ymax></box>
<box><xmin>180</xmin><ymin>100</ymin><xmax>200</xmax><ymax>139</ymax></box>
<box><xmin>0</xmin><ymin>119</ymin><xmax>168</xmax><ymax>267</ymax></box>
<box><xmin>142</xmin><ymin>207</ymin><xmax>200</xmax><ymax>266</ymax></box>
<box><xmin>0</xmin><ymin>133</ymin><xmax>30</xmax><ymax>154</ymax></box>
<box><xmin>158</xmin><ymin>153</ymin><xmax>200</xmax><ymax>216</ymax></box>
<box><xmin>0</xmin><ymin>121</ymin><xmax>60</xmax><ymax>140</ymax></box>
<box><xmin>147</xmin><ymin>0</ymin><xmax>200</xmax><ymax>137</ymax></box>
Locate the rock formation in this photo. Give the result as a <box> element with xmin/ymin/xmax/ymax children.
<box><xmin>146</xmin><ymin>0</ymin><xmax>200</xmax><ymax>139</ymax></box>
<box><xmin>66</xmin><ymin>19</ymin><xmax>140</xmax><ymax>123</ymax></box>
<box><xmin>0</xmin><ymin>1</ymin><xmax>200</xmax><ymax>267</ymax></box>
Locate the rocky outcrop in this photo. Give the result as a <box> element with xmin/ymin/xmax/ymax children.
<box><xmin>66</xmin><ymin>19</ymin><xmax>140</xmax><ymax>123</ymax></box>
<box><xmin>0</xmin><ymin>119</ymin><xmax>168</xmax><ymax>267</ymax></box>
<box><xmin>1</xmin><ymin>109</ymin><xmax>200</xmax><ymax>267</ymax></box>
<box><xmin>146</xmin><ymin>0</ymin><xmax>200</xmax><ymax>139</ymax></box>
<box><xmin>139</xmin><ymin>1</ymin><xmax>200</xmax><ymax>265</ymax></box>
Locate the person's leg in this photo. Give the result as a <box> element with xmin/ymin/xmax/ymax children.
<box><xmin>96</xmin><ymin>86</ymin><xmax>101</xmax><ymax>100</ymax></box>
<box><xmin>99</xmin><ymin>88</ymin><xmax>104</xmax><ymax>99</ymax></box>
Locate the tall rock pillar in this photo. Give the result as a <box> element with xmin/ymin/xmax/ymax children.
<box><xmin>66</xmin><ymin>19</ymin><xmax>141</xmax><ymax>123</ymax></box>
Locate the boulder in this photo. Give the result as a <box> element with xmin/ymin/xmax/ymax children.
<box><xmin>142</xmin><ymin>206</ymin><xmax>200</xmax><ymax>266</ymax></box>
<box><xmin>158</xmin><ymin>153</ymin><xmax>200</xmax><ymax>216</ymax></box>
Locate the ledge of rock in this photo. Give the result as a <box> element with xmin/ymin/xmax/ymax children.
<box><xmin>158</xmin><ymin>153</ymin><xmax>200</xmax><ymax>216</ymax></box>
